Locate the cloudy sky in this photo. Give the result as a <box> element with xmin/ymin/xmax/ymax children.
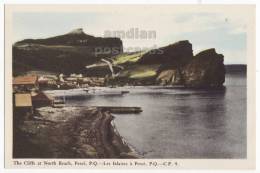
<box><xmin>12</xmin><ymin>5</ymin><xmax>250</xmax><ymax>64</ymax></box>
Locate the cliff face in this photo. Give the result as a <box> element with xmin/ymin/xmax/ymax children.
<box><xmin>156</xmin><ymin>48</ymin><xmax>225</xmax><ymax>87</ymax></box>
<box><xmin>156</xmin><ymin>69</ymin><xmax>183</xmax><ymax>85</ymax></box>
<box><xmin>108</xmin><ymin>41</ymin><xmax>225</xmax><ymax>88</ymax></box>
<box><xmin>13</xmin><ymin>28</ymin><xmax>123</xmax><ymax>75</ymax></box>
<box><xmin>182</xmin><ymin>48</ymin><xmax>225</xmax><ymax>87</ymax></box>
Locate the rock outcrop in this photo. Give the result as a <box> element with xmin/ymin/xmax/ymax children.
<box><xmin>110</xmin><ymin>41</ymin><xmax>225</xmax><ymax>88</ymax></box>
<box><xmin>129</xmin><ymin>41</ymin><xmax>225</xmax><ymax>88</ymax></box>
<box><xmin>13</xmin><ymin>107</ymin><xmax>138</xmax><ymax>158</ymax></box>
<box><xmin>182</xmin><ymin>48</ymin><xmax>225</xmax><ymax>87</ymax></box>
<box><xmin>155</xmin><ymin>48</ymin><xmax>225</xmax><ymax>87</ymax></box>
<box><xmin>156</xmin><ymin>69</ymin><xmax>183</xmax><ymax>85</ymax></box>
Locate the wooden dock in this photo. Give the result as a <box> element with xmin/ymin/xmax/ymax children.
<box><xmin>96</xmin><ymin>106</ymin><xmax>142</xmax><ymax>114</ymax></box>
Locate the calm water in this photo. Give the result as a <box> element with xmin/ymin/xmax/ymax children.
<box><xmin>51</xmin><ymin>72</ymin><xmax>247</xmax><ymax>158</ymax></box>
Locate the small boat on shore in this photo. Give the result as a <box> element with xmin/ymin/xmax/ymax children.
<box><xmin>86</xmin><ymin>88</ymin><xmax>130</xmax><ymax>96</ymax></box>
<box><xmin>52</xmin><ymin>99</ymin><xmax>65</xmax><ymax>108</ymax></box>
<box><xmin>121</xmin><ymin>91</ymin><xmax>130</xmax><ymax>94</ymax></box>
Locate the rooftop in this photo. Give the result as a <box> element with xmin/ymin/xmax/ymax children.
<box><xmin>15</xmin><ymin>93</ymin><xmax>32</xmax><ymax>107</ymax></box>
<box><xmin>13</xmin><ymin>75</ymin><xmax>38</xmax><ymax>85</ymax></box>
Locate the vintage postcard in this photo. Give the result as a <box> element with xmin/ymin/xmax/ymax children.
<box><xmin>4</xmin><ymin>4</ymin><xmax>256</xmax><ymax>169</ymax></box>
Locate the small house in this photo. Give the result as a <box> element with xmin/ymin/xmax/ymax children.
<box><xmin>14</xmin><ymin>93</ymin><xmax>33</xmax><ymax>118</ymax></box>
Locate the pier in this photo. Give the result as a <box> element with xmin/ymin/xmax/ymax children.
<box><xmin>95</xmin><ymin>106</ymin><xmax>142</xmax><ymax>114</ymax></box>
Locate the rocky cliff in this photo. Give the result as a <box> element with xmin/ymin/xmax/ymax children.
<box><xmin>182</xmin><ymin>48</ymin><xmax>225</xmax><ymax>87</ymax></box>
<box><xmin>155</xmin><ymin>48</ymin><xmax>225</xmax><ymax>87</ymax></box>
<box><xmin>107</xmin><ymin>40</ymin><xmax>225</xmax><ymax>88</ymax></box>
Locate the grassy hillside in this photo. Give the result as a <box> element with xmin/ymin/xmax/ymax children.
<box><xmin>112</xmin><ymin>52</ymin><xmax>145</xmax><ymax>65</ymax></box>
<box><xmin>118</xmin><ymin>64</ymin><xmax>160</xmax><ymax>79</ymax></box>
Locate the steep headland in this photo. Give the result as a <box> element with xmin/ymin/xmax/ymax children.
<box><xmin>107</xmin><ymin>40</ymin><xmax>225</xmax><ymax>88</ymax></box>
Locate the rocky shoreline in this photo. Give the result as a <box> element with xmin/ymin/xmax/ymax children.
<box><xmin>13</xmin><ymin>106</ymin><xmax>139</xmax><ymax>158</ymax></box>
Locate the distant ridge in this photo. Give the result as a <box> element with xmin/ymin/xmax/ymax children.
<box><xmin>15</xmin><ymin>28</ymin><xmax>94</xmax><ymax>46</ymax></box>
<box><xmin>15</xmin><ymin>28</ymin><xmax>122</xmax><ymax>47</ymax></box>
<box><xmin>225</xmin><ymin>64</ymin><xmax>246</xmax><ymax>73</ymax></box>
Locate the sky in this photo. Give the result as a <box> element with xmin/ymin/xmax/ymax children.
<box><xmin>12</xmin><ymin>6</ymin><xmax>249</xmax><ymax>64</ymax></box>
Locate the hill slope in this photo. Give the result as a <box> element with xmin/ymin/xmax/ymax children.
<box><xmin>13</xmin><ymin>28</ymin><xmax>123</xmax><ymax>75</ymax></box>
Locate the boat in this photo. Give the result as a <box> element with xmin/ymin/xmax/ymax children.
<box><xmin>121</xmin><ymin>91</ymin><xmax>130</xmax><ymax>94</ymax></box>
<box><xmin>52</xmin><ymin>99</ymin><xmax>65</xmax><ymax>108</ymax></box>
